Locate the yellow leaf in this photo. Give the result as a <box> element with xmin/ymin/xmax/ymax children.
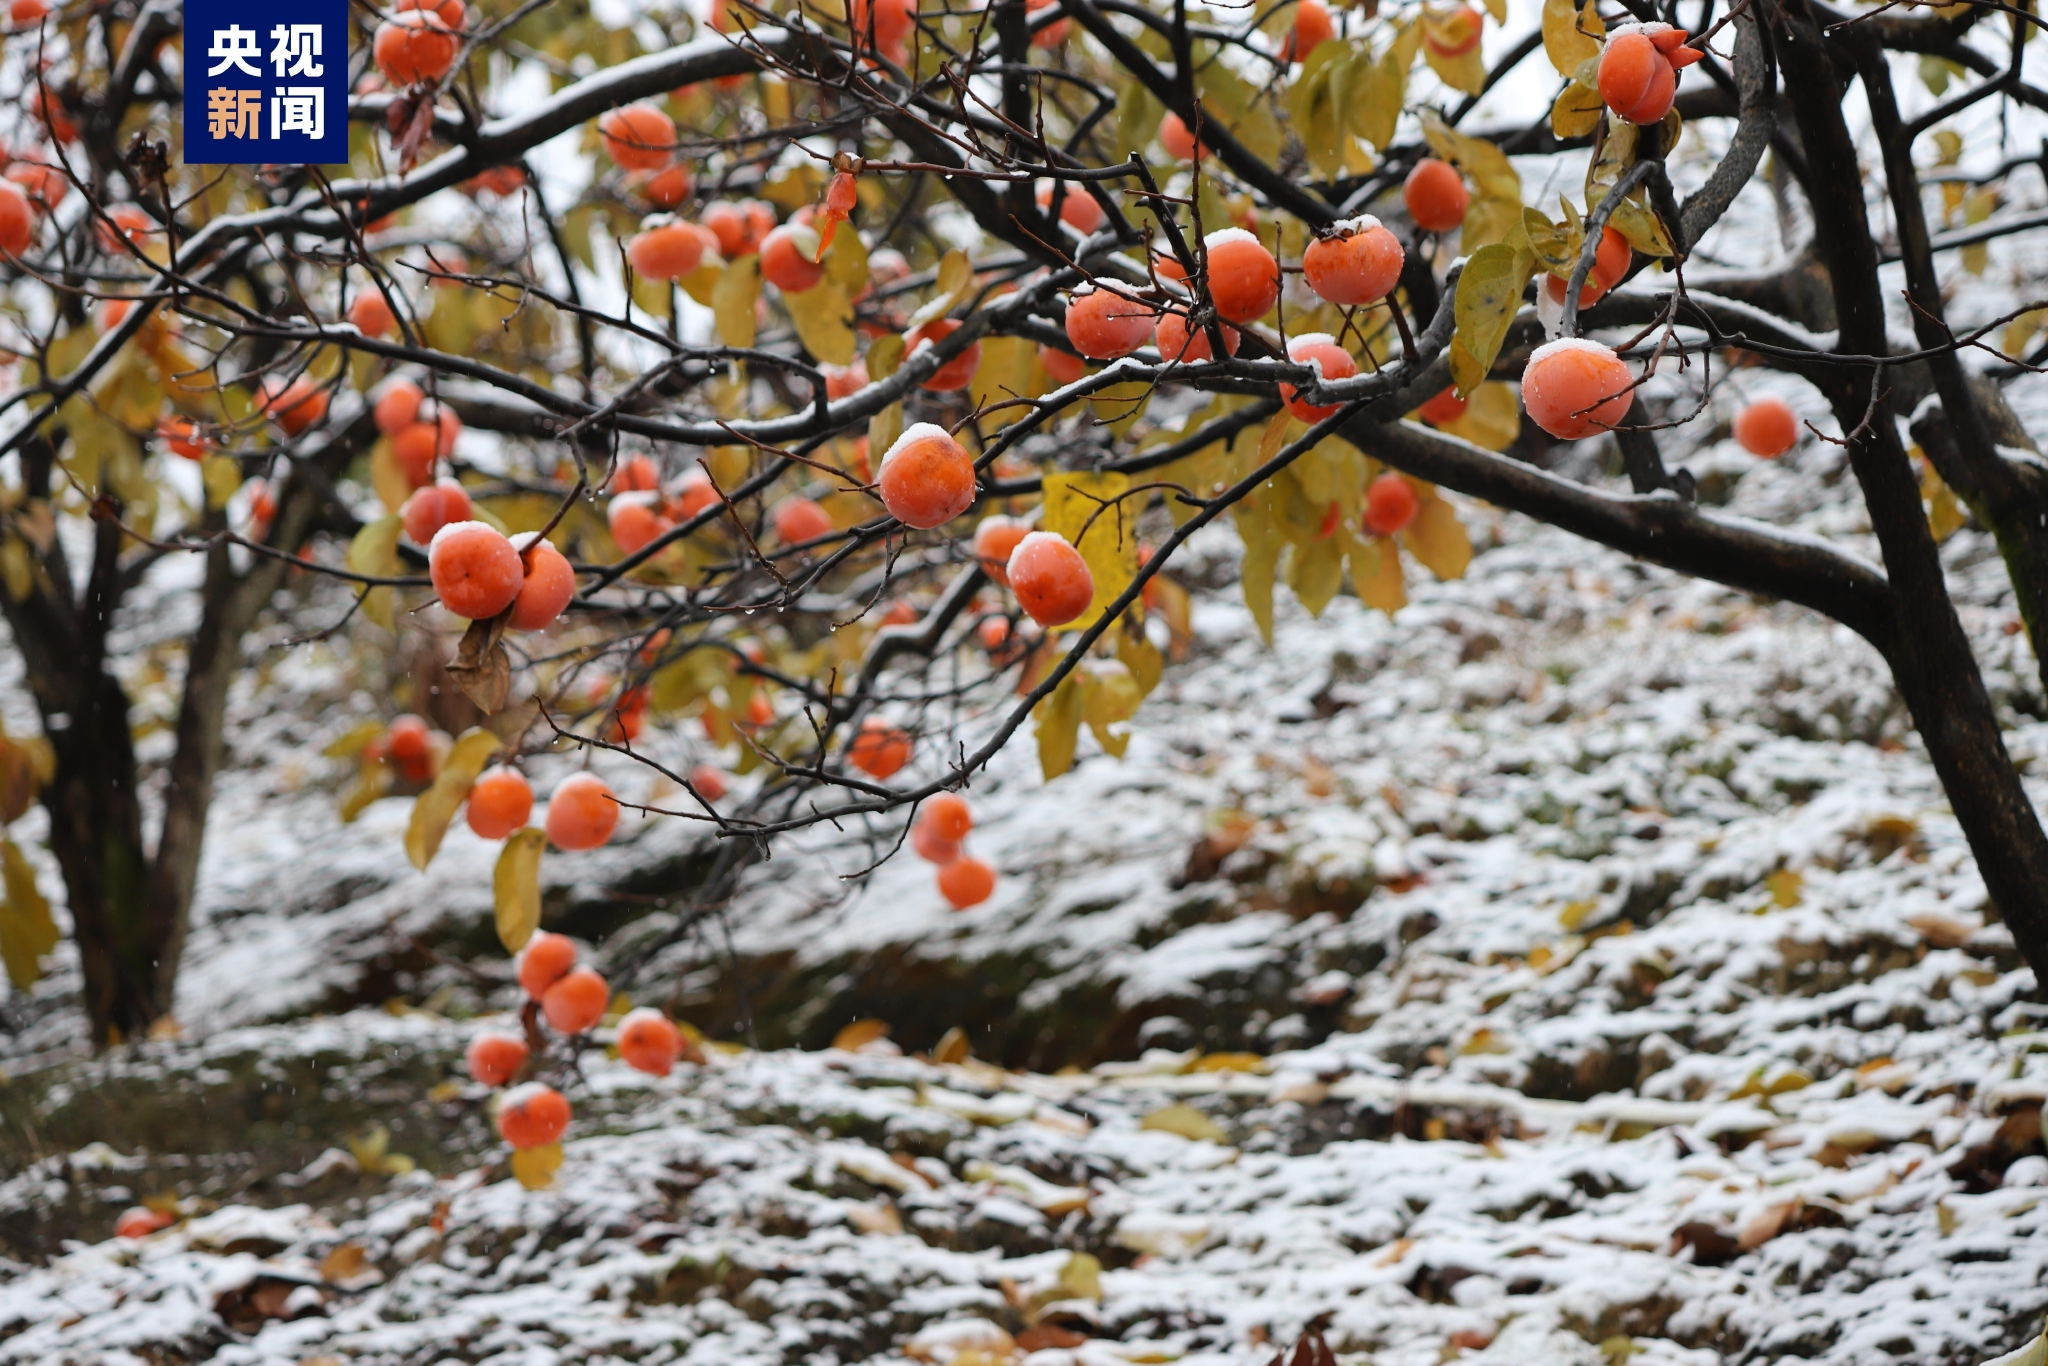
<box><xmin>337</xmin><ymin>762</ymin><xmax>393</xmax><ymax>823</ymax></box>
<box><xmin>1189</xmin><ymin>1051</ymin><xmax>1269</xmax><ymax>1072</ymax></box>
<box><xmin>827</xmin><ymin>216</ymin><xmax>869</xmax><ymax>291</ymax></box>
<box><xmin>1352</xmin><ymin>44</ymin><xmax>1408</xmax><ymax>150</ymax></box>
<box><xmin>1352</xmin><ymin>534</ymin><xmax>1407</xmax><ymax>614</ymax></box>
<box><xmin>1438</xmin><ymin>380</ymin><xmax>1521</xmax><ymax>451</ymax></box>
<box><xmin>679</xmin><ymin>259</ymin><xmax>723</xmax><ymax>307</ymax></box>
<box><xmin>322</xmin><ymin>718</ymin><xmax>387</xmax><ymax>760</ymax></box>
<box><xmin>1088</xmin><ymin>379</ymin><xmax>1152</xmax><ymax>437</ymax></box>
<box><xmin>367</xmin><ymin>439</ymin><xmax>413</xmax><ymax>514</ymax></box>
<box><xmin>0</xmin><ymin>537</ymin><xmax>30</xmax><ymax>603</ymax></box>
<box><xmin>1542</xmin><ymin>0</ymin><xmax>1603</xmax><ymax>75</ymax></box>
<box><xmin>784</xmin><ymin>281</ymin><xmax>856</xmax><ymax>366</ymax></box>
<box><xmin>1551</xmin><ymin>78</ymin><xmax>1605</xmax><ymax>138</ymax></box>
<box><xmin>1399</xmin><ymin>488</ymin><xmax>1473</xmax><ymax>579</ymax></box>
<box><xmin>404</xmin><ymin>729</ymin><xmax>502</xmax><ymax>871</ymax></box>
<box><xmin>713</xmin><ymin>254</ymin><xmax>763</xmax><ymax>348</ymax></box>
<box><xmin>936</xmin><ymin>247</ymin><xmax>974</xmax><ymax>300</ymax></box>
<box><xmin>493</xmin><ymin>826</ymin><xmax>547</xmax><ymax>953</ymax></box>
<box><xmin>1422</xmin><ymin>111</ymin><xmax>1520</xmax><ymax>206</ymax></box>
<box><xmin>868</xmin><ymin>401</ymin><xmax>904</xmax><ymax>465</ymax></box>
<box><xmin>202</xmin><ymin>454</ymin><xmax>244</xmax><ymax>511</ymax></box>
<box><xmin>1289</xmin><ymin>41</ymin><xmax>1355</xmax><ymax>179</ymax></box>
<box><xmin>1195</xmin><ymin>64</ymin><xmax>1284</xmax><ymax>162</ymax></box>
<box><xmin>832</xmin><ymin>1018</ymin><xmax>891</xmax><ymax>1050</ymax></box>
<box><xmin>932</xmin><ymin>1025</ymin><xmax>971</xmax><ymax>1064</ymax></box>
<box><xmin>1237</xmin><ymin>496</ymin><xmax>1281</xmax><ymax>644</ymax></box>
<box><xmin>1041</xmin><ymin>471</ymin><xmax>1138</xmax><ymax>632</ymax></box>
<box><xmin>349</xmin><ymin>515</ymin><xmax>403</xmax><ymax>630</ymax></box>
<box><xmin>1609</xmin><ymin>196</ymin><xmax>1674</xmax><ymax>258</ymax></box>
<box><xmin>630</xmin><ymin>272</ymin><xmax>673</xmax><ymax>320</ymax></box>
<box><xmin>970</xmin><ymin>333</ymin><xmax>1037</xmax><ymax>414</ymax></box>
<box><xmin>2005</xmin><ymin>307</ymin><xmax>2048</xmax><ymax>357</ymax></box>
<box><xmin>1425</xmin><ymin>38</ymin><xmax>1487</xmax><ymax>95</ymax></box>
<box><xmin>0</xmin><ymin>837</ymin><xmax>57</xmax><ymax>990</ymax></box>
<box><xmin>1767</xmin><ymin>868</ymin><xmax>1803</xmax><ymax>907</ymax></box>
<box><xmin>1448</xmin><ymin>241</ymin><xmax>1536</xmax><ymax>395</ymax></box>
<box><xmin>1119</xmin><ymin>626</ymin><xmax>1164</xmax><ymax>697</ymax></box>
<box><xmin>1921</xmin><ymin>458</ymin><xmax>1968</xmax><ymax>541</ymax></box>
<box><xmin>1034</xmin><ymin>670</ymin><xmax>1084</xmax><ymax>779</ymax></box>
<box><xmin>1079</xmin><ymin>658</ymin><xmax>1141</xmax><ymax>758</ymax></box>
<box><xmin>1058</xmin><ymin>1251</ymin><xmax>1103</xmax><ymax>1301</ymax></box>
<box><xmin>1141</xmin><ymin>1103</ymin><xmax>1227</xmax><ymax>1142</ymax></box>
<box><xmin>510</xmin><ymin>1141</ymin><xmax>564</xmax><ymax>1190</ymax></box>
<box><xmin>1284</xmin><ymin>534</ymin><xmax>1345</xmax><ymax>617</ymax></box>
<box><xmin>867</xmin><ymin>333</ymin><xmax>906</xmax><ymax>381</ymax></box>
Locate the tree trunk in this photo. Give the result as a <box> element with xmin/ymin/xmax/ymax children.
<box><xmin>42</xmin><ymin>667</ymin><xmax>159</xmax><ymax>1045</ymax></box>
<box><xmin>1780</xmin><ymin>0</ymin><xmax>2048</xmax><ymax>961</ymax></box>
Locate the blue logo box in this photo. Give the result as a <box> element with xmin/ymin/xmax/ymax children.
<box><xmin>183</xmin><ymin>0</ymin><xmax>348</xmax><ymax>165</ymax></box>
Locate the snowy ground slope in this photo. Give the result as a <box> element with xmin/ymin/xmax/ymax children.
<box><xmin>7</xmin><ymin>1003</ymin><xmax>2048</xmax><ymax>1366</ymax></box>
<box><xmin>11</xmin><ymin>13</ymin><xmax>2048</xmax><ymax>1364</ymax></box>
<box><xmin>10</xmin><ymin>448</ymin><xmax>2048</xmax><ymax>1362</ymax></box>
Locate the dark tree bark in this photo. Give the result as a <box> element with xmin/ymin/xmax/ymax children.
<box><xmin>0</xmin><ymin>411</ymin><xmax>373</xmax><ymax>1046</ymax></box>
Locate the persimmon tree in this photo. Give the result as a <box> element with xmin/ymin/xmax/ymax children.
<box><xmin>0</xmin><ymin>0</ymin><xmax>2042</xmax><ymax>1119</ymax></box>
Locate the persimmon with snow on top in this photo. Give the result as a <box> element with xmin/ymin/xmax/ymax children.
<box><xmin>509</xmin><ymin>535</ymin><xmax>575</xmax><ymax>631</ymax></box>
<box><xmin>878</xmin><ymin>423</ymin><xmax>977</xmax><ymax>528</ymax></box>
<box><xmin>497</xmin><ymin>1083</ymin><xmax>571</xmax><ymax>1149</ymax></box>
<box><xmin>1007</xmin><ymin>532</ymin><xmax>1094</xmax><ymax>627</ymax></box>
<box><xmin>1066</xmin><ymin>286</ymin><xmax>1154</xmax><ymax>359</ymax></box>
<box><xmin>429</xmin><ymin>522</ymin><xmax>524</xmax><ymax>620</ymax></box>
<box><xmin>1154</xmin><ymin>309</ymin><xmax>1239</xmax><ymax>363</ymax></box>
<box><xmin>466</xmin><ymin>768</ymin><xmax>533</xmax><ymax>839</ymax></box>
<box><xmin>1202</xmin><ymin>229</ymin><xmax>1280</xmax><ymax>325</ymax></box>
<box><xmin>1302</xmin><ymin>218</ymin><xmax>1405</xmax><ymax>307</ymax></box>
<box><xmin>1522</xmin><ymin>338</ymin><xmax>1635</xmax><ymax>440</ymax></box>
<box><xmin>547</xmin><ymin>774</ymin><xmax>619</xmax><ymax>850</ymax></box>
<box><xmin>599</xmin><ymin>105</ymin><xmax>677</xmax><ymax>170</ymax></box>
<box><xmin>518</xmin><ymin>931</ymin><xmax>578</xmax><ymax>998</ymax></box>
<box><xmin>1281</xmin><ymin>335</ymin><xmax>1358</xmax><ymax>423</ymax></box>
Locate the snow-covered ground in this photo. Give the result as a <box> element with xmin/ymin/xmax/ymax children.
<box><xmin>10</xmin><ymin>7</ymin><xmax>2048</xmax><ymax>1363</ymax></box>
<box><xmin>10</xmin><ymin>424</ymin><xmax>2048</xmax><ymax>1362</ymax></box>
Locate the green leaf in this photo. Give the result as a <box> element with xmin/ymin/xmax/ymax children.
<box><xmin>1448</xmin><ymin>241</ymin><xmax>1535</xmax><ymax>395</ymax></box>
<box><xmin>493</xmin><ymin>826</ymin><xmax>548</xmax><ymax>952</ymax></box>
<box><xmin>404</xmin><ymin>728</ymin><xmax>503</xmax><ymax>871</ymax></box>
